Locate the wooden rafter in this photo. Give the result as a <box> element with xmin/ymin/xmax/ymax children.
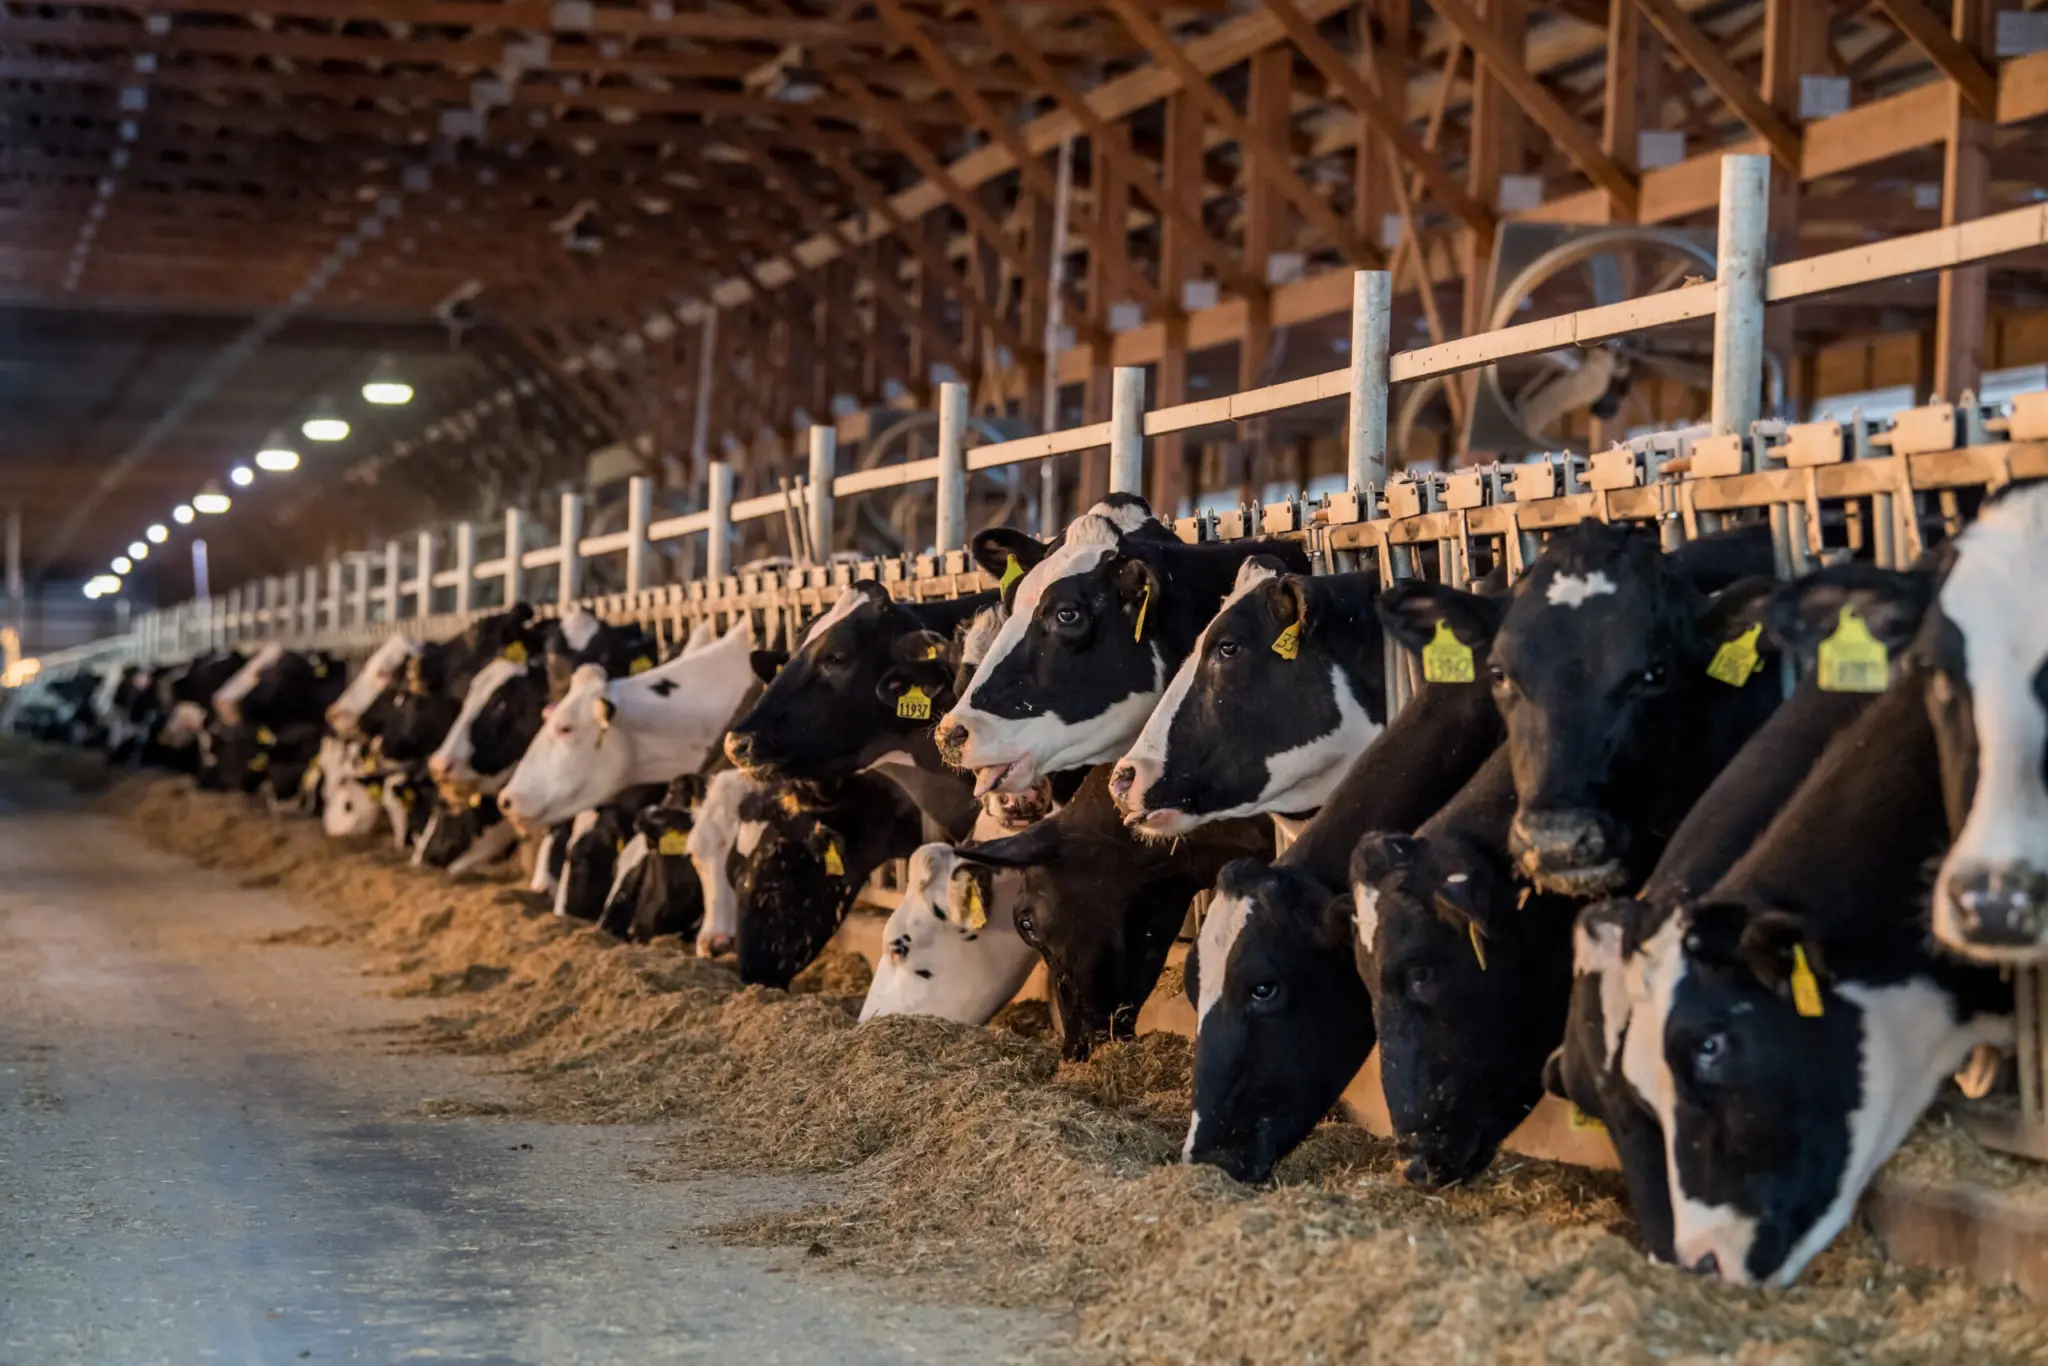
<box><xmin>1870</xmin><ymin>0</ymin><xmax>1999</xmax><ymax>118</ymax></box>
<box><xmin>1631</xmin><ymin>0</ymin><xmax>1803</xmax><ymax>173</ymax></box>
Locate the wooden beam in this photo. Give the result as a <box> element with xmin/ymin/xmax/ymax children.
<box><xmin>1262</xmin><ymin>0</ymin><xmax>1493</xmax><ymax>236</ymax></box>
<box><xmin>1103</xmin><ymin>0</ymin><xmax>1383</xmax><ymax>268</ymax></box>
<box><xmin>1871</xmin><ymin>0</ymin><xmax>1999</xmax><ymax>118</ymax></box>
<box><xmin>1631</xmin><ymin>0</ymin><xmax>1802</xmax><ymax>173</ymax></box>
<box><xmin>1428</xmin><ymin>0</ymin><xmax>1639</xmax><ymax>219</ymax></box>
<box><xmin>1935</xmin><ymin>0</ymin><xmax>1993</xmax><ymax>399</ymax></box>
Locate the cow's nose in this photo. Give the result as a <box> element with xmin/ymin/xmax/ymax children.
<box><xmin>1108</xmin><ymin>763</ymin><xmax>1136</xmax><ymax>805</ymax></box>
<box><xmin>935</xmin><ymin>722</ymin><xmax>969</xmax><ymax>765</ymax></box>
<box><xmin>1509</xmin><ymin>808</ymin><xmax>1628</xmax><ymax>892</ymax></box>
<box><xmin>1947</xmin><ymin>865</ymin><xmax>2048</xmax><ymax>947</ymax></box>
<box><xmin>426</xmin><ymin>754</ymin><xmax>451</xmax><ymax>782</ymax></box>
<box><xmin>723</xmin><ymin>731</ymin><xmax>754</xmax><ymax>767</ymax></box>
<box><xmin>1691</xmin><ymin>1252</ymin><xmax>1721</xmax><ymax>1279</ymax></box>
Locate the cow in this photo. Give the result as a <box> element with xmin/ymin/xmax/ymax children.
<box><xmin>598</xmin><ymin>777</ymin><xmax>709</xmax><ymax>943</ymax></box>
<box><xmin>688</xmin><ymin>768</ymin><xmax>763</xmax><ymax>957</ymax></box>
<box><xmin>1112</xmin><ymin>560</ymin><xmax>1386</xmax><ymax>845</ymax></box>
<box><xmin>1479</xmin><ymin>522</ymin><xmax>1778</xmax><ymax>897</ymax></box>
<box><xmin>326</xmin><ymin>634</ymin><xmax>418</xmax><ymax>739</ymax></box>
<box><xmin>961</xmin><ymin>764</ymin><xmax>1272</xmax><ymax>1059</ymax></box>
<box><xmin>495</xmin><ymin>618</ymin><xmax>756</xmax><ymax>831</ymax></box>
<box><xmin>940</xmin><ymin>496</ymin><xmax>1309</xmax><ymax>797</ymax></box>
<box><xmin>730</xmin><ymin>774</ymin><xmax>924</xmax><ymax>988</ymax></box>
<box><xmin>544</xmin><ymin>606</ymin><xmax>660</xmax><ymax>701</ymax></box>
<box><xmin>1925</xmin><ymin>481</ymin><xmax>2048</xmax><ymax>959</ymax></box>
<box><xmin>860</xmin><ymin>825</ymin><xmax>1038</xmax><ymax>1027</ymax></box>
<box><xmin>1543</xmin><ymin>562</ymin><xmax>1938</xmax><ymax>1261</ymax></box>
<box><xmin>1180</xmin><ymin>580</ymin><xmax>1507</xmax><ymax>1183</ymax></box>
<box><xmin>552</xmin><ymin>784</ymin><xmax>667</xmax><ymax>920</ymax></box>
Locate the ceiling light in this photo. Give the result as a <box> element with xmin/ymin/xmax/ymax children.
<box><xmin>112</xmin><ymin>556</ymin><xmax>132</xmax><ymax>574</ymax></box>
<box><xmin>84</xmin><ymin>574</ymin><xmax>121</xmax><ymax>598</ymax></box>
<box><xmin>230</xmin><ymin>464</ymin><xmax>255</xmax><ymax>486</ymax></box>
<box><xmin>128</xmin><ymin>541</ymin><xmax>147</xmax><ymax>559</ymax></box>
<box><xmin>172</xmin><ymin>504</ymin><xmax>195</xmax><ymax>524</ymax></box>
<box><xmin>193</xmin><ymin>484</ymin><xmax>231</xmax><ymax>515</ymax></box>
<box><xmin>255</xmin><ymin>448</ymin><xmax>300</xmax><ymax>472</ymax></box>
<box><xmin>303</xmin><ymin>416</ymin><xmax>350</xmax><ymax>441</ymax></box>
<box><xmin>146</xmin><ymin>523</ymin><xmax>168</xmax><ymax>543</ymax></box>
<box><xmin>362</xmin><ymin>381</ymin><xmax>414</xmax><ymax>405</ymax></box>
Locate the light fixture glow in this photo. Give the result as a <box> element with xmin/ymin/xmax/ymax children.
<box><xmin>362</xmin><ymin>381</ymin><xmax>414</xmax><ymax>405</ymax></box>
<box><xmin>146</xmin><ymin>523</ymin><xmax>168</xmax><ymax>543</ymax></box>
<box><xmin>255</xmin><ymin>447</ymin><xmax>300</xmax><ymax>472</ymax></box>
<box><xmin>128</xmin><ymin>541</ymin><xmax>148</xmax><ymax>559</ymax></box>
<box><xmin>112</xmin><ymin>556</ymin><xmax>133</xmax><ymax>574</ymax></box>
<box><xmin>193</xmin><ymin>491</ymin><xmax>232</xmax><ymax>515</ymax></box>
<box><xmin>172</xmin><ymin>504</ymin><xmax>195</xmax><ymax>524</ymax></box>
<box><xmin>84</xmin><ymin>575</ymin><xmax>121</xmax><ymax>599</ymax></box>
<box><xmin>230</xmin><ymin>464</ymin><xmax>255</xmax><ymax>486</ymax></box>
<box><xmin>302</xmin><ymin>417</ymin><xmax>350</xmax><ymax>442</ymax></box>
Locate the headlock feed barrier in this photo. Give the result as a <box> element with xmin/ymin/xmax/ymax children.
<box><xmin>34</xmin><ymin>154</ymin><xmax>2048</xmax><ymax>1160</ymax></box>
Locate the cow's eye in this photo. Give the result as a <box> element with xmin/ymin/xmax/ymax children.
<box><xmin>1215</xmin><ymin>639</ymin><xmax>1241</xmax><ymax>661</ymax></box>
<box><xmin>1488</xmin><ymin>664</ymin><xmax>1508</xmax><ymax>687</ymax></box>
<box><xmin>1014</xmin><ymin>912</ymin><xmax>1040</xmax><ymax>946</ymax></box>
<box><xmin>1405</xmin><ymin>965</ymin><xmax>1436</xmax><ymax>1004</ymax></box>
<box><xmin>1052</xmin><ymin>605</ymin><xmax>1082</xmax><ymax>629</ymax></box>
<box><xmin>1693</xmin><ymin>1031</ymin><xmax>1729</xmax><ymax>1078</ymax></box>
<box><xmin>1248</xmin><ymin>980</ymin><xmax>1280</xmax><ymax>1004</ymax></box>
<box><xmin>822</xmin><ymin>652</ymin><xmax>852</xmax><ymax>669</ymax></box>
<box><xmin>1639</xmin><ymin>663</ymin><xmax>1669</xmax><ymax>689</ymax></box>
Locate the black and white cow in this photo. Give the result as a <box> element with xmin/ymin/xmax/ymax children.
<box><xmin>1112</xmin><ymin>561</ymin><xmax>1386</xmax><ymax>844</ymax></box>
<box><xmin>1180</xmin><ymin>589</ymin><xmax>1505</xmax><ymax>1183</ymax></box>
<box><xmin>1925</xmin><ymin>481</ymin><xmax>2048</xmax><ymax>959</ymax></box>
<box><xmin>598</xmin><ymin>777</ymin><xmax>709</xmax><ymax>943</ymax></box>
<box><xmin>1483</xmin><ymin>522</ymin><xmax>1779</xmax><ymax>896</ymax></box>
<box><xmin>962</xmin><ymin>764</ymin><xmax>1273</xmax><ymax>1059</ymax></box>
<box><xmin>860</xmin><ymin>826</ymin><xmax>1039</xmax><ymax>1027</ymax></box>
<box><xmin>553</xmin><ymin>795</ymin><xmax>658</xmax><ymax>921</ymax></box>
<box><xmin>688</xmin><ymin>767</ymin><xmax>762</xmax><ymax>957</ymax></box>
<box><xmin>940</xmin><ymin>497</ymin><xmax>1309</xmax><ymax>797</ymax></box>
<box><xmin>325</xmin><ymin>634</ymin><xmax>418</xmax><ymax>740</ymax></box>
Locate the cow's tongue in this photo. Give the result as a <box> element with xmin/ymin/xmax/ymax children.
<box><xmin>971</xmin><ymin>762</ymin><xmax>1015</xmax><ymax>799</ymax></box>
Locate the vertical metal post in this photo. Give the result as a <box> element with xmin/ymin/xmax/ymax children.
<box><xmin>689</xmin><ymin>310</ymin><xmax>717</xmax><ymax>480</ymax></box>
<box><xmin>805</xmin><ymin>427</ymin><xmax>836</xmax><ymax>565</ymax></box>
<box><xmin>557</xmin><ymin>492</ymin><xmax>584</xmax><ymax>606</ymax></box>
<box><xmin>351</xmin><ymin>554</ymin><xmax>370</xmax><ymax>626</ymax></box>
<box><xmin>382</xmin><ymin>539</ymin><xmax>402</xmax><ymax>622</ymax></box>
<box><xmin>453</xmin><ymin>521</ymin><xmax>477</xmax><ymax>615</ymax></box>
<box><xmin>1040</xmin><ymin>135</ymin><xmax>1075</xmax><ymax>540</ymax></box>
<box><xmin>415</xmin><ymin>530</ymin><xmax>436</xmax><ymax>621</ymax></box>
<box><xmin>1108</xmin><ymin>365</ymin><xmax>1146</xmax><ymax>496</ymax></box>
<box><xmin>326</xmin><ymin>559</ymin><xmax>343</xmax><ymax>632</ymax></box>
<box><xmin>301</xmin><ymin>566</ymin><xmax>319</xmax><ymax>636</ymax></box>
<box><xmin>1710</xmin><ymin>154</ymin><xmax>1771</xmax><ymax>445</ymax></box>
<box><xmin>503</xmin><ymin>507</ymin><xmax>526</xmax><ymax>604</ymax></box>
<box><xmin>225</xmin><ymin>586</ymin><xmax>241</xmax><ymax>645</ymax></box>
<box><xmin>706</xmin><ymin>460</ymin><xmax>734</xmax><ymax>581</ymax></box>
<box><xmin>1347</xmin><ymin>270</ymin><xmax>1393</xmax><ymax>492</ymax></box>
<box><xmin>264</xmin><ymin>576</ymin><xmax>280</xmax><ymax>634</ymax></box>
<box><xmin>934</xmin><ymin>383</ymin><xmax>968</xmax><ymax>553</ymax></box>
<box><xmin>627</xmin><ymin>476</ymin><xmax>653</xmax><ymax>592</ymax></box>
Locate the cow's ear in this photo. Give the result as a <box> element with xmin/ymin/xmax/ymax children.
<box><xmin>1701</xmin><ymin>574</ymin><xmax>1777</xmax><ymax>644</ymax></box>
<box><xmin>961</xmin><ymin>819</ymin><xmax>1062</xmax><ymax>869</ymax></box>
<box><xmin>1765</xmin><ymin>565</ymin><xmax>1935</xmax><ymax>663</ymax></box>
<box><xmin>1735</xmin><ymin>908</ymin><xmax>1829</xmax><ymax>998</ymax></box>
<box><xmin>1376</xmin><ymin>582</ymin><xmax>1502</xmax><ymax>658</ymax></box>
<box><xmin>1182</xmin><ymin>942</ymin><xmax>1201</xmax><ymax>1009</ymax></box>
<box><xmin>1261</xmin><ymin>573</ymin><xmax>1319</xmax><ymax>642</ymax></box>
<box><xmin>592</xmin><ymin>694</ymin><xmax>618</xmax><ymax>732</ymax></box>
<box><xmin>750</xmin><ymin>650</ymin><xmax>788</xmax><ymax>684</ymax></box>
<box><xmin>891</xmin><ymin>629</ymin><xmax>953</xmax><ymax>667</ymax></box>
<box><xmin>1117</xmin><ymin>558</ymin><xmax>1164</xmax><ymax>637</ymax></box>
<box><xmin>1350</xmin><ymin>830</ymin><xmax>1418</xmax><ymax>889</ymax></box>
<box><xmin>972</xmin><ymin>528</ymin><xmax>1049</xmax><ymax>600</ymax></box>
<box><xmin>1317</xmin><ymin>888</ymin><xmax>1356</xmax><ymax>952</ymax></box>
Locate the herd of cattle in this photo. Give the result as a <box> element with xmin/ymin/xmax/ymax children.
<box><xmin>13</xmin><ymin>479</ymin><xmax>2047</xmax><ymax>1293</ymax></box>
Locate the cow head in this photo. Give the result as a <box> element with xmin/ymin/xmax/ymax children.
<box><xmin>328</xmin><ymin>635</ymin><xmax>416</xmax><ymax>738</ymax></box>
<box><xmin>1114</xmin><ymin>561</ymin><xmax>1386</xmax><ymax>837</ymax></box>
<box><xmin>1351</xmin><ymin>819</ymin><xmax>1574</xmax><ymax>1188</ymax></box>
<box><xmin>545</xmin><ymin>607</ymin><xmax>659</xmax><ymax>702</ymax></box>
<box><xmin>600</xmin><ymin>803</ymin><xmax>704</xmax><ymax>943</ymax></box>
<box><xmin>1182</xmin><ymin>858</ymin><xmax>1372</xmax><ymax>1183</ymax></box>
<box><xmin>426</xmin><ymin>657</ymin><xmax>535</xmax><ymax>794</ymax></box>
<box><xmin>859</xmin><ymin>842</ymin><xmax>1035</xmax><ymax>1026</ymax></box>
<box><xmin>1926</xmin><ymin>481</ymin><xmax>2048</xmax><ymax>960</ymax></box>
<box><xmin>940</xmin><ymin>502</ymin><xmax>1182</xmax><ymax>795</ymax></box>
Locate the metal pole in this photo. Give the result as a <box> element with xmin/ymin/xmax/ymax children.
<box><xmin>383</xmin><ymin>539</ymin><xmax>402</xmax><ymax>622</ymax></box>
<box><xmin>1711</xmin><ymin>154</ymin><xmax>1771</xmax><ymax>446</ymax></box>
<box><xmin>503</xmin><ymin>508</ymin><xmax>526</xmax><ymax>604</ymax></box>
<box><xmin>804</xmin><ymin>428</ymin><xmax>836</xmax><ymax>565</ymax></box>
<box><xmin>1108</xmin><ymin>365</ymin><xmax>1146</xmax><ymax>497</ymax></box>
<box><xmin>415</xmin><ymin>530</ymin><xmax>436</xmax><ymax>621</ymax></box>
<box><xmin>301</xmin><ymin>566</ymin><xmax>319</xmax><ymax>636</ymax></box>
<box><xmin>191</xmin><ymin>538</ymin><xmax>211</xmax><ymax>603</ymax></box>
<box><xmin>225</xmin><ymin>586</ymin><xmax>240</xmax><ymax>645</ymax></box>
<box><xmin>706</xmin><ymin>460</ymin><xmax>734</xmax><ymax>581</ymax></box>
<box><xmin>689</xmin><ymin>310</ymin><xmax>717</xmax><ymax>482</ymax></box>
<box><xmin>557</xmin><ymin>492</ymin><xmax>584</xmax><ymax>606</ymax></box>
<box><xmin>351</xmin><ymin>553</ymin><xmax>370</xmax><ymax>626</ymax></box>
<box><xmin>1039</xmin><ymin>135</ymin><xmax>1075</xmax><ymax>539</ymax></box>
<box><xmin>625</xmin><ymin>475</ymin><xmax>653</xmax><ymax>592</ymax></box>
<box><xmin>453</xmin><ymin>522</ymin><xmax>476</xmax><ymax>615</ymax></box>
<box><xmin>326</xmin><ymin>558</ymin><xmax>343</xmax><ymax>632</ymax></box>
<box><xmin>1347</xmin><ymin>270</ymin><xmax>1393</xmax><ymax>492</ymax></box>
<box><xmin>934</xmin><ymin>383</ymin><xmax>968</xmax><ymax>553</ymax></box>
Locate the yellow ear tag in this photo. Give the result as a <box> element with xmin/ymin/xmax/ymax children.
<box><xmin>628</xmin><ymin>656</ymin><xmax>654</xmax><ymax>676</ymax></box>
<box><xmin>999</xmin><ymin>554</ymin><xmax>1024</xmax><ymax>593</ymax></box>
<box><xmin>1134</xmin><ymin>582</ymin><xmax>1152</xmax><ymax>642</ymax></box>
<box><xmin>502</xmin><ymin>641</ymin><xmax>528</xmax><ymax>665</ymax></box>
<box><xmin>366</xmin><ymin>781</ymin><xmax>383</xmax><ymax>802</ymax></box>
<box><xmin>400</xmin><ymin>788</ymin><xmax>416</xmax><ymax>809</ymax></box>
<box><xmin>658</xmin><ymin>829</ymin><xmax>690</xmax><ymax>856</ymax></box>
<box><xmin>1468</xmin><ymin>923</ymin><xmax>1488</xmax><ymax>971</ymax></box>
<box><xmin>300</xmin><ymin>764</ymin><xmax>321</xmax><ymax>794</ymax></box>
<box><xmin>1789</xmin><ymin>943</ymin><xmax>1824</xmax><ymax>1018</ymax></box>
<box><xmin>780</xmin><ymin>790</ymin><xmax>802</xmax><ymax>816</ymax></box>
<box><xmin>1272</xmin><ymin>622</ymin><xmax>1301</xmax><ymax>661</ymax></box>
<box><xmin>1816</xmin><ymin>606</ymin><xmax>1889</xmax><ymax>694</ymax></box>
<box><xmin>1706</xmin><ymin>624</ymin><xmax>1764</xmax><ymax>687</ymax></box>
<box><xmin>896</xmin><ymin>684</ymin><xmax>933</xmax><ymax>720</ymax></box>
<box><xmin>923</xmin><ymin>643</ymin><xmax>942</xmax><ymax>662</ymax></box>
<box><xmin>1568</xmin><ymin>1103</ymin><xmax>1608</xmax><ymax>1134</ymax></box>
<box><xmin>615</xmin><ymin>839</ymin><xmax>626</xmax><ymax>855</ymax></box>
<box><xmin>249</xmin><ymin>752</ymin><xmax>269</xmax><ymax>772</ymax></box>
<box><xmin>255</xmin><ymin>726</ymin><xmax>276</xmax><ymax>747</ymax></box>
<box><xmin>822</xmin><ymin>839</ymin><xmax>845</xmax><ymax>877</ymax></box>
<box><xmin>961</xmin><ymin>878</ymin><xmax>988</xmax><ymax>932</ymax></box>
<box><xmin>313</xmin><ymin>662</ymin><xmax>329</xmax><ymax>679</ymax></box>
<box><xmin>469</xmin><ymin>792</ymin><xmax>483</xmax><ymax>809</ymax></box>
<box><xmin>1422</xmin><ymin>621</ymin><xmax>1475</xmax><ymax>684</ymax></box>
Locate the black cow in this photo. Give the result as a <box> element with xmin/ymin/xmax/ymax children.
<box><xmin>1112</xmin><ymin>560</ymin><xmax>1387</xmax><ymax>840</ymax></box>
<box><xmin>1181</xmin><ymin>584</ymin><xmax>1506</xmax><ymax>1183</ymax></box>
<box><xmin>941</xmin><ymin>496</ymin><xmax>1310</xmax><ymax>797</ymax></box>
<box><xmin>544</xmin><ymin>607</ymin><xmax>660</xmax><ymax>702</ymax></box>
<box><xmin>552</xmin><ymin>784</ymin><xmax>667</xmax><ymax>920</ymax></box>
<box><xmin>599</xmin><ymin>779</ymin><xmax>709</xmax><ymax>943</ymax></box>
<box><xmin>963</xmin><ymin>764</ymin><xmax>1272</xmax><ymax>1060</ymax></box>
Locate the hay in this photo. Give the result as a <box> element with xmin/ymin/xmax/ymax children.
<box><xmin>108</xmin><ymin>772</ymin><xmax>2048</xmax><ymax>1364</ymax></box>
<box><xmin>790</xmin><ymin>949</ymin><xmax>874</xmax><ymax>998</ymax></box>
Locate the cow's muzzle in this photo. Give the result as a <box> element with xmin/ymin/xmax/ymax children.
<box><xmin>1944</xmin><ymin>863</ymin><xmax>2048</xmax><ymax>950</ymax></box>
<box><xmin>935</xmin><ymin>721</ymin><xmax>969</xmax><ymax>769</ymax></box>
<box><xmin>1509</xmin><ymin>808</ymin><xmax>1630</xmax><ymax>896</ymax></box>
<box><xmin>723</xmin><ymin>730</ymin><xmax>758</xmax><ymax>769</ymax></box>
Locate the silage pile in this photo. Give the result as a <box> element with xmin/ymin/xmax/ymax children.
<box><xmin>110</xmin><ymin>772</ymin><xmax>2048</xmax><ymax>1364</ymax></box>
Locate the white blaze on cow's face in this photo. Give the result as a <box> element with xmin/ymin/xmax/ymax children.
<box><xmin>606</xmin><ymin>831</ymin><xmax>652</xmax><ymax>912</ymax></box>
<box><xmin>427</xmin><ymin>657</ymin><xmax>527</xmax><ymax>790</ymax></box>
<box><xmin>1544</xmin><ymin>571</ymin><xmax>1618</xmax><ymax>609</ymax></box>
<box><xmin>553</xmin><ymin>808</ymin><xmax>603</xmax><ymax>917</ymax></box>
<box><xmin>859</xmin><ymin>843</ymin><xmax>1035</xmax><ymax>1026</ymax></box>
<box><xmin>942</xmin><ymin>513</ymin><xmax>1163</xmax><ymax>794</ymax></box>
<box><xmin>687</xmin><ymin>768</ymin><xmax>761</xmax><ymax>957</ymax></box>
<box><xmin>323</xmin><ymin>776</ymin><xmax>387</xmax><ymax>838</ymax></box>
<box><xmin>158</xmin><ymin>700</ymin><xmax>207</xmax><ymax>748</ymax></box>
<box><xmin>1571</xmin><ymin>912</ymin><xmax>1633</xmax><ymax>1072</ymax></box>
<box><xmin>557</xmin><ymin>605</ymin><xmax>603</xmax><ymax>653</ymax></box>
<box><xmin>328</xmin><ymin>634</ymin><xmax>416</xmax><ymax>737</ymax></box>
<box><xmin>1930</xmin><ymin>482</ymin><xmax>2048</xmax><ymax>960</ymax></box>
<box><xmin>212</xmin><ymin>642</ymin><xmax>284</xmax><ymax>726</ymax></box>
<box><xmin>496</xmin><ymin>620</ymin><xmax>755</xmax><ymax>831</ymax></box>
<box><xmin>1181</xmin><ymin>889</ymin><xmax>1254</xmax><ymax>1163</ymax></box>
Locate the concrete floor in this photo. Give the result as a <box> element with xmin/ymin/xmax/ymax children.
<box><xmin>0</xmin><ymin>776</ymin><xmax>1077</xmax><ymax>1365</ymax></box>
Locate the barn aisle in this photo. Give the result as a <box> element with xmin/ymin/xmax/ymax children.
<box><xmin>0</xmin><ymin>776</ymin><xmax>1073</xmax><ymax>1366</ymax></box>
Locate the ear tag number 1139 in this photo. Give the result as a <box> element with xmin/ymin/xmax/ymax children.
<box><xmin>1422</xmin><ymin>621</ymin><xmax>1475</xmax><ymax>683</ymax></box>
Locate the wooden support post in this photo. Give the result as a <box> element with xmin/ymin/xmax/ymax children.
<box><xmin>1348</xmin><ymin>271</ymin><xmax>1393</xmax><ymax>492</ymax></box>
<box><xmin>1241</xmin><ymin>43</ymin><xmax>1291</xmax><ymax>394</ymax></box>
<box><xmin>804</xmin><ymin>431</ymin><xmax>834</xmax><ymax>564</ymax></box>
<box><xmin>325</xmin><ymin>558</ymin><xmax>343</xmax><ymax>633</ymax></box>
<box><xmin>302</xmin><ymin>566</ymin><xmax>319</xmax><ymax>636</ymax></box>
<box><xmin>382</xmin><ymin>541</ymin><xmax>402</xmax><ymax>622</ymax></box>
<box><xmin>706</xmin><ymin>461</ymin><xmax>734</xmax><ymax>581</ymax></box>
<box><xmin>1761</xmin><ymin>0</ymin><xmax>1826</xmax><ymax>416</ymax></box>
<box><xmin>414</xmin><ymin>531</ymin><xmax>436</xmax><ymax>621</ymax></box>
<box><xmin>1109</xmin><ymin>366</ymin><xmax>1146</xmax><ymax>497</ymax></box>
<box><xmin>626</xmin><ymin>476</ymin><xmax>652</xmax><ymax>593</ymax></box>
<box><xmin>558</xmin><ymin>493</ymin><xmax>584</xmax><ymax>606</ymax></box>
<box><xmin>935</xmin><ymin>382</ymin><xmax>969</xmax><ymax>554</ymax></box>
<box><xmin>1712</xmin><ymin>156</ymin><xmax>1771</xmax><ymax>442</ymax></box>
<box><xmin>1153</xmin><ymin>90</ymin><xmax>1204</xmax><ymax>517</ymax></box>
<box><xmin>1458</xmin><ymin>0</ymin><xmax>1523</xmax><ymax>456</ymax></box>
<box><xmin>351</xmin><ymin>554</ymin><xmax>369</xmax><ymax>626</ymax></box>
<box><xmin>453</xmin><ymin>522</ymin><xmax>476</xmax><ymax>615</ymax></box>
<box><xmin>690</xmin><ymin>311</ymin><xmax>717</xmax><ymax>487</ymax></box>
<box><xmin>503</xmin><ymin>508</ymin><xmax>526</xmax><ymax>604</ymax></box>
<box><xmin>1934</xmin><ymin>0</ymin><xmax>1993</xmax><ymax>400</ymax></box>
